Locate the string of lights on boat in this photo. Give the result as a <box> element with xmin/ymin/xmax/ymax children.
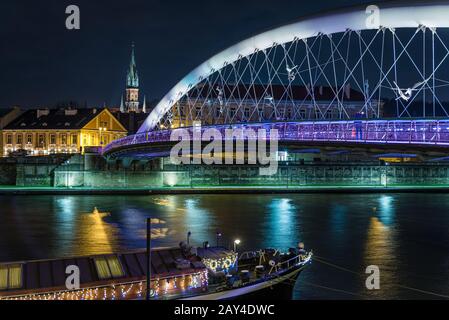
<box><xmin>0</xmin><ymin>271</ymin><xmax>209</xmax><ymax>301</ymax></box>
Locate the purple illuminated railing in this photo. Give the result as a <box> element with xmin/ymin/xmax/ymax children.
<box><xmin>103</xmin><ymin>120</ymin><xmax>449</xmax><ymax>155</ymax></box>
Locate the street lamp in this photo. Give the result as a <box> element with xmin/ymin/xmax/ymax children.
<box><xmin>216</xmin><ymin>231</ymin><xmax>222</xmax><ymax>247</ymax></box>
<box><xmin>234</xmin><ymin>239</ymin><xmax>241</xmax><ymax>252</ymax></box>
<box><xmin>187</xmin><ymin>231</ymin><xmax>192</xmax><ymax>245</ymax></box>
<box><xmin>99</xmin><ymin>127</ymin><xmax>107</xmax><ymax>146</ymax></box>
<box><xmin>146</xmin><ymin>218</ymin><xmax>152</xmax><ymax>301</ymax></box>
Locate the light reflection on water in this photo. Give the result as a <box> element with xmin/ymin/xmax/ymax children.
<box><xmin>0</xmin><ymin>193</ymin><xmax>448</xmax><ymax>299</ymax></box>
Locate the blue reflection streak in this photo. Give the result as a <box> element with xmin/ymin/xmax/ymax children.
<box><xmin>264</xmin><ymin>198</ymin><xmax>297</xmax><ymax>249</ymax></box>
<box><xmin>378</xmin><ymin>195</ymin><xmax>395</xmax><ymax>227</ymax></box>
<box><xmin>184</xmin><ymin>198</ymin><xmax>212</xmax><ymax>244</ymax></box>
<box><xmin>53</xmin><ymin>197</ymin><xmax>76</xmax><ymax>254</ymax></box>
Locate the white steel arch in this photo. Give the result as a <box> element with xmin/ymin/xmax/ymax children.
<box><xmin>140</xmin><ymin>1</ymin><xmax>449</xmax><ymax>133</ymax></box>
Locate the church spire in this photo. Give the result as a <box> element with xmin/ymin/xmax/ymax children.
<box><xmin>124</xmin><ymin>43</ymin><xmax>140</xmax><ymax>113</ymax></box>
<box><xmin>126</xmin><ymin>43</ymin><xmax>139</xmax><ymax>89</ymax></box>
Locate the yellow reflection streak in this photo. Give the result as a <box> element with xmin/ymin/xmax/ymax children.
<box><xmin>364</xmin><ymin>217</ymin><xmax>397</xmax><ymax>298</ymax></box>
<box><xmin>73</xmin><ymin>210</ymin><xmax>117</xmax><ymax>256</ymax></box>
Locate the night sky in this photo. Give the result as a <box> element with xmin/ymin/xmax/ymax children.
<box><xmin>0</xmin><ymin>0</ymin><xmax>385</xmax><ymax>109</ymax></box>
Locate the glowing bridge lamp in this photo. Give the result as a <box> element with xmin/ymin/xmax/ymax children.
<box><xmin>234</xmin><ymin>239</ymin><xmax>241</xmax><ymax>252</ymax></box>
<box><xmin>216</xmin><ymin>231</ymin><xmax>222</xmax><ymax>247</ymax></box>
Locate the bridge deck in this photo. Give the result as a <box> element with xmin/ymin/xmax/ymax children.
<box><xmin>104</xmin><ymin>120</ymin><xmax>449</xmax><ymax>157</ymax></box>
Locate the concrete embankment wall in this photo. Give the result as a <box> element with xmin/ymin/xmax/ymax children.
<box><xmin>0</xmin><ymin>160</ymin><xmax>17</xmax><ymax>185</ymax></box>
<box><xmin>3</xmin><ymin>153</ymin><xmax>449</xmax><ymax>189</ymax></box>
<box><xmin>53</xmin><ymin>164</ymin><xmax>449</xmax><ymax>188</ymax></box>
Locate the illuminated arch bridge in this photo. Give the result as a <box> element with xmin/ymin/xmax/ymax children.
<box><xmin>104</xmin><ymin>1</ymin><xmax>449</xmax><ymax>159</ymax></box>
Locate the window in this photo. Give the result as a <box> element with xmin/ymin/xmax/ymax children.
<box><xmin>230</xmin><ymin>107</ymin><xmax>236</xmax><ymax>118</ymax></box>
<box><xmin>50</xmin><ymin>134</ymin><xmax>56</xmax><ymax>145</ymax></box>
<box><xmin>94</xmin><ymin>256</ymin><xmax>124</xmax><ymax>280</ymax></box>
<box><xmin>244</xmin><ymin>108</ymin><xmax>250</xmax><ymax>119</ymax></box>
<box><xmin>38</xmin><ymin>134</ymin><xmax>45</xmax><ymax>147</ymax></box>
<box><xmin>72</xmin><ymin>135</ymin><xmax>78</xmax><ymax>145</ymax></box>
<box><xmin>61</xmin><ymin>134</ymin><xmax>67</xmax><ymax>145</ymax></box>
<box><xmin>27</xmin><ymin>134</ymin><xmax>32</xmax><ymax>144</ymax></box>
<box><xmin>17</xmin><ymin>134</ymin><xmax>23</xmax><ymax>145</ymax></box>
<box><xmin>6</xmin><ymin>135</ymin><xmax>12</xmax><ymax>145</ymax></box>
<box><xmin>0</xmin><ymin>264</ymin><xmax>22</xmax><ymax>290</ymax></box>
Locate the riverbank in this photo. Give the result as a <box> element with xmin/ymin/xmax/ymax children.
<box><xmin>2</xmin><ymin>185</ymin><xmax>449</xmax><ymax>195</ymax></box>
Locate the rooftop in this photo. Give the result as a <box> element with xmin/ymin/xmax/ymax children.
<box><xmin>4</xmin><ymin>108</ymin><xmax>104</xmax><ymax>130</ymax></box>
<box><xmin>0</xmin><ymin>247</ymin><xmax>205</xmax><ymax>296</ymax></box>
<box><xmin>0</xmin><ymin>108</ymin><xmax>18</xmax><ymax>118</ymax></box>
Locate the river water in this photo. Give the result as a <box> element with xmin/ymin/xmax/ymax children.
<box><xmin>0</xmin><ymin>193</ymin><xmax>448</xmax><ymax>299</ymax></box>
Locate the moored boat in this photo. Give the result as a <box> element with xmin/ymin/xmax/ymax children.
<box><xmin>0</xmin><ymin>243</ymin><xmax>311</xmax><ymax>300</ymax></box>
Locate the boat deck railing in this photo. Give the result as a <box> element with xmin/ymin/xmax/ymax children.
<box><xmin>268</xmin><ymin>252</ymin><xmax>313</xmax><ymax>275</ymax></box>
<box><xmin>238</xmin><ymin>250</ymin><xmax>313</xmax><ymax>275</ymax></box>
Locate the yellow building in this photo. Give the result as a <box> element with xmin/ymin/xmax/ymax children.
<box><xmin>0</xmin><ymin>107</ymin><xmax>22</xmax><ymax>154</ymax></box>
<box><xmin>2</xmin><ymin>108</ymin><xmax>127</xmax><ymax>156</ymax></box>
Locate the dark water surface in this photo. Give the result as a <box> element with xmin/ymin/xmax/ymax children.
<box><xmin>0</xmin><ymin>193</ymin><xmax>448</xmax><ymax>300</ymax></box>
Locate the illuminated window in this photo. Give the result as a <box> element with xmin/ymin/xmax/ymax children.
<box><xmin>94</xmin><ymin>256</ymin><xmax>124</xmax><ymax>280</ymax></box>
<box><xmin>6</xmin><ymin>135</ymin><xmax>12</xmax><ymax>145</ymax></box>
<box><xmin>50</xmin><ymin>134</ymin><xmax>56</xmax><ymax>145</ymax></box>
<box><xmin>27</xmin><ymin>134</ymin><xmax>32</xmax><ymax>144</ymax></box>
<box><xmin>0</xmin><ymin>264</ymin><xmax>23</xmax><ymax>291</ymax></box>
<box><xmin>61</xmin><ymin>134</ymin><xmax>67</xmax><ymax>145</ymax></box>
<box><xmin>16</xmin><ymin>134</ymin><xmax>23</xmax><ymax>145</ymax></box>
<box><xmin>38</xmin><ymin>134</ymin><xmax>45</xmax><ymax>147</ymax></box>
<box><xmin>72</xmin><ymin>135</ymin><xmax>78</xmax><ymax>145</ymax></box>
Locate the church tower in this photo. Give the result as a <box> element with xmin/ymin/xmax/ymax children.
<box><xmin>124</xmin><ymin>44</ymin><xmax>140</xmax><ymax>113</ymax></box>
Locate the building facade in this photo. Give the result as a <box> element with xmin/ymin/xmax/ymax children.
<box><xmin>168</xmin><ymin>84</ymin><xmax>384</xmax><ymax>128</ymax></box>
<box><xmin>2</xmin><ymin>108</ymin><xmax>127</xmax><ymax>156</ymax></box>
<box><xmin>0</xmin><ymin>107</ymin><xmax>22</xmax><ymax>155</ymax></box>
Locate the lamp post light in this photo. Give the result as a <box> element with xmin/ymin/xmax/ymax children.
<box><xmin>234</xmin><ymin>239</ymin><xmax>241</xmax><ymax>252</ymax></box>
<box><xmin>99</xmin><ymin>127</ymin><xmax>107</xmax><ymax>146</ymax></box>
<box><xmin>187</xmin><ymin>231</ymin><xmax>192</xmax><ymax>245</ymax></box>
<box><xmin>216</xmin><ymin>231</ymin><xmax>222</xmax><ymax>247</ymax></box>
<box><xmin>146</xmin><ymin>218</ymin><xmax>152</xmax><ymax>301</ymax></box>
